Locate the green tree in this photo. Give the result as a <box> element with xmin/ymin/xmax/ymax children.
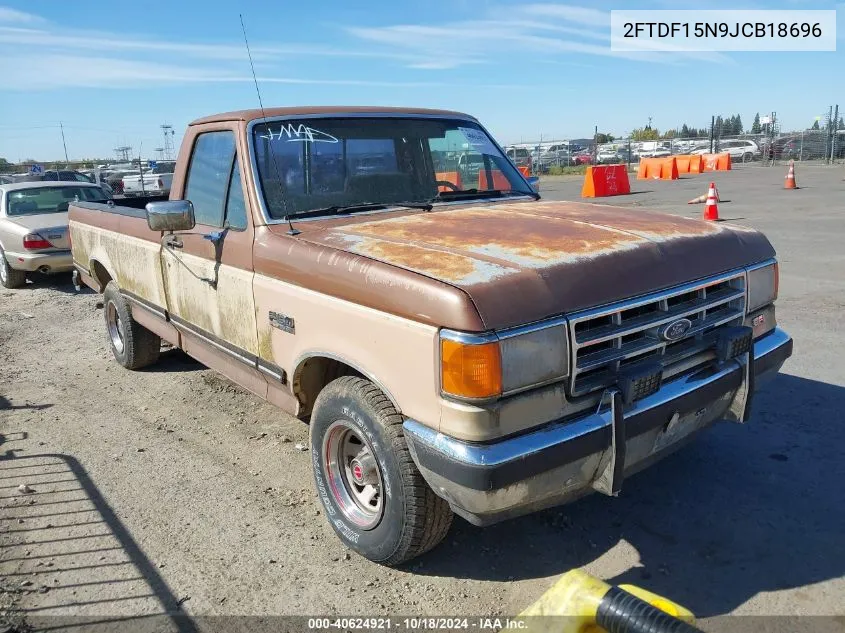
<box><xmin>631</xmin><ymin>127</ymin><xmax>660</xmax><ymax>141</ymax></box>
<box><xmin>839</xmin><ymin>116</ymin><xmax>844</xmax><ymax>130</ymax></box>
<box><xmin>680</xmin><ymin>123</ymin><xmax>691</xmax><ymax>137</ymax></box>
<box><xmin>811</xmin><ymin>119</ymin><xmax>820</xmax><ymax>130</ymax></box>
<box><xmin>595</xmin><ymin>132</ymin><xmax>615</xmax><ymax>144</ymax></box>
<box><xmin>751</xmin><ymin>112</ymin><xmax>761</xmax><ymax>134</ymax></box>
<box><xmin>734</xmin><ymin>114</ymin><xmax>744</xmax><ymax>134</ymax></box>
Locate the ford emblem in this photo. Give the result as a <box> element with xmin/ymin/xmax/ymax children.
<box><xmin>661</xmin><ymin>318</ymin><xmax>692</xmax><ymax>342</ymax></box>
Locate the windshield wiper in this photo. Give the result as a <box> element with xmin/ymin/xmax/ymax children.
<box><xmin>290</xmin><ymin>201</ymin><xmax>433</xmax><ymax>220</ymax></box>
<box><xmin>434</xmin><ymin>188</ymin><xmax>540</xmax><ymax>201</ymax></box>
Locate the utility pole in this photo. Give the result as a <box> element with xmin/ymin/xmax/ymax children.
<box><xmin>830</xmin><ymin>105</ymin><xmax>839</xmax><ymax>164</ymax></box>
<box><xmin>709</xmin><ymin>115</ymin><xmax>715</xmax><ymax>153</ymax></box>
<box><xmin>161</xmin><ymin>124</ymin><xmax>175</xmax><ymax>161</ymax></box>
<box><xmin>59</xmin><ymin>122</ymin><xmax>69</xmax><ymax>164</ymax></box>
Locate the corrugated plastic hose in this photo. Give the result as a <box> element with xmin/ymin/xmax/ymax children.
<box><xmin>596</xmin><ymin>586</ymin><xmax>704</xmax><ymax>633</ymax></box>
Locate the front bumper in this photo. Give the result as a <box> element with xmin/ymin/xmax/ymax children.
<box><xmin>404</xmin><ymin>327</ymin><xmax>792</xmax><ymax>526</ymax></box>
<box><xmin>3</xmin><ymin>250</ymin><xmax>73</xmax><ymax>273</ymax></box>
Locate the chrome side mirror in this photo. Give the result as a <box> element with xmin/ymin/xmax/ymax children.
<box><xmin>146</xmin><ymin>200</ymin><xmax>195</xmax><ymax>232</ymax></box>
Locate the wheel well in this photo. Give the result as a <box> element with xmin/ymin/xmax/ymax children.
<box><xmin>90</xmin><ymin>260</ymin><xmax>112</xmax><ymax>292</ymax></box>
<box><xmin>292</xmin><ymin>356</ymin><xmax>373</xmax><ymax>419</ymax></box>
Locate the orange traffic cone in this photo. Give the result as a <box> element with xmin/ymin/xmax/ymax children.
<box><xmin>703</xmin><ymin>182</ymin><xmax>720</xmax><ymax>221</ymax></box>
<box><xmin>784</xmin><ymin>160</ymin><xmax>798</xmax><ymax>189</ymax></box>
<box><xmin>688</xmin><ymin>185</ymin><xmax>720</xmax><ymax>204</ymax></box>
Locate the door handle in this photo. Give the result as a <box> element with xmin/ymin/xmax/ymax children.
<box><xmin>165</xmin><ymin>236</ymin><xmax>183</xmax><ymax>249</ymax></box>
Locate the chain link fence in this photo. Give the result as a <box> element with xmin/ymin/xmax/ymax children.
<box><xmin>509</xmin><ymin>126</ymin><xmax>844</xmax><ymax>174</ymax></box>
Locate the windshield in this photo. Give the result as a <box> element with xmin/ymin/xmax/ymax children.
<box><xmin>6</xmin><ymin>186</ymin><xmax>109</xmax><ymax>216</ymax></box>
<box><xmin>252</xmin><ymin>117</ymin><xmax>533</xmax><ymax>219</ymax></box>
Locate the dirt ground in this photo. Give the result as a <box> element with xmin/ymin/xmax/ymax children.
<box><xmin>2</xmin><ymin>164</ymin><xmax>844</xmax><ymax>631</ymax></box>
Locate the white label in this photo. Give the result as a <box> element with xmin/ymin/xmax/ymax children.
<box><xmin>611</xmin><ymin>10</ymin><xmax>836</xmax><ymax>51</ymax></box>
<box><xmin>459</xmin><ymin>127</ymin><xmax>499</xmax><ymax>155</ymax></box>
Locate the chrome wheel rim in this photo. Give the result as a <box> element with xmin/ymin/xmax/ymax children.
<box><xmin>106</xmin><ymin>301</ymin><xmax>125</xmax><ymax>355</ymax></box>
<box><xmin>322</xmin><ymin>420</ymin><xmax>384</xmax><ymax>530</ymax></box>
<box><xmin>0</xmin><ymin>259</ymin><xmax>7</xmax><ymax>284</ymax></box>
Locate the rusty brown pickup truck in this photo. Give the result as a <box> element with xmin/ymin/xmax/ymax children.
<box><xmin>68</xmin><ymin>107</ymin><xmax>792</xmax><ymax>565</ymax></box>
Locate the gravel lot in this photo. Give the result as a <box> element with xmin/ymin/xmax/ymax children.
<box><xmin>2</xmin><ymin>164</ymin><xmax>844</xmax><ymax>631</ymax></box>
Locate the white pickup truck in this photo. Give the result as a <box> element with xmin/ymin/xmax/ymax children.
<box><xmin>122</xmin><ymin>162</ymin><xmax>176</xmax><ymax>198</ymax></box>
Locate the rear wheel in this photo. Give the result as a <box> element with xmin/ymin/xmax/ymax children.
<box><xmin>103</xmin><ymin>281</ymin><xmax>161</xmax><ymax>369</ymax></box>
<box><xmin>0</xmin><ymin>250</ymin><xmax>26</xmax><ymax>289</ymax></box>
<box><xmin>742</xmin><ymin>152</ymin><xmax>754</xmax><ymax>162</ymax></box>
<box><xmin>310</xmin><ymin>376</ymin><xmax>453</xmax><ymax>565</ymax></box>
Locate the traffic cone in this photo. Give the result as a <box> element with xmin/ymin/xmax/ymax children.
<box><xmin>784</xmin><ymin>160</ymin><xmax>798</xmax><ymax>189</ymax></box>
<box><xmin>688</xmin><ymin>186</ymin><xmax>720</xmax><ymax>204</ymax></box>
<box><xmin>703</xmin><ymin>182</ymin><xmax>720</xmax><ymax>221</ymax></box>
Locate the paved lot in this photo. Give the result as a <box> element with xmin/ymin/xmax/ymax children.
<box><xmin>1</xmin><ymin>165</ymin><xmax>844</xmax><ymax>631</ymax></box>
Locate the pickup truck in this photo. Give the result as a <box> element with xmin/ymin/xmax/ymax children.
<box><xmin>122</xmin><ymin>162</ymin><xmax>176</xmax><ymax>197</ymax></box>
<box><xmin>68</xmin><ymin>106</ymin><xmax>792</xmax><ymax>565</ymax></box>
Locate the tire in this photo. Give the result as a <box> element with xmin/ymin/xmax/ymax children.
<box><xmin>103</xmin><ymin>281</ymin><xmax>161</xmax><ymax>369</ymax></box>
<box><xmin>742</xmin><ymin>152</ymin><xmax>753</xmax><ymax>162</ymax></box>
<box><xmin>310</xmin><ymin>376</ymin><xmax>453</xmax><ymax>565</ymax></box>
<box><xmin>0</xmin><ymin>250</ymin><xmax>26</xmax><ymax>289</ymax></box>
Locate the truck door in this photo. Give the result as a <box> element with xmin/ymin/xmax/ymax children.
<box><xmin>160</xmin><ymin>130</ymin><xmax>265</xmax><ymax>395</ymax></box>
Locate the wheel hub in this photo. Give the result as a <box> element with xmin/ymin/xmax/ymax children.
<box><xmin>322</xmin><ymin>420</ymin><xmax>384</xmax><ymax>530</ymax></box>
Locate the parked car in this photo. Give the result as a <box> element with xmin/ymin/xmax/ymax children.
<box><xmin>69</xmin><ymin>106</ymin><xmax>791</xmax><ymax>564</ymax></box>
<box><xmin>719</xmin><ymin>139</ymin><xmax>761</xmax><ymax>161</ymax></box>
<box><xmin>505</xmin><ymin>147</ymin><xmax>533</xmax><ymax>171</ymax></box>
<box><xmin>0</xmin><ymin>182</ymin><xmax>111</xmax><ymax>288</ymax></box>
<box><xmin>23</xmin><ymin>169</ymin><xmax>114</xmax><ymax>196</ymax></box>
<box><xmin>122</xmin><ymin>161</ymin><xmax>176</xmax><ymax>197</ymax></box>
<box><xmin>573</xmin><ymin>152</ymin><xmax>593</xmax><ymax>165</ymax></box>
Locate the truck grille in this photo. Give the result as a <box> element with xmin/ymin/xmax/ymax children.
<box><xmin>569</xmin><ymin>271</ymin><xmax>746</xmax><ymax>397</ymax></box>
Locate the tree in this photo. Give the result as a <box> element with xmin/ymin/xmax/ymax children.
<box><xmin>734</xmin><ymin>114</ymin><xmax>744</xmax><ymax>135</ymax></box>
<box><xmin>595</xmin><ymin>132</ymin><xmax>615</xmax><ymax>144</ymax></box>
<box><xmin>811</xmin><ymin>119</ymin><xmax>820</xmax><ymax>130</ymax></box>
<box><xmin>839</xmin><ymin>116</ymin><xmax>844</xmax><ymax>130</ymax></box>
<box><xmin>751</xmin><ymin>112</ymin><xmax>761</xmax><ymax>134</ymax></box>
<box><xmin>680</xmin><ymin>123</ymin><xmax>691</xmax><ymax>138</ymax></box>
<box><xmin>0</xmin><ymin>157</ymin><xmax>9</xmax><ymax>170</ymax></box>
<box><xmin>630</xmin><ymin>127</ymin><xmax>660</xmax><ymax>141</ymax></box>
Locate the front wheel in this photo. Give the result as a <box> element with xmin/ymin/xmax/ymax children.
<box><xmin>742</xmin><ymin>152</ymin><xmax>754</xmax><ymax>162</ymax></box>
<box><xmin>310</xmin><ymin>376</ymin><xmax>453</xmax><ymax>565</ymax></box>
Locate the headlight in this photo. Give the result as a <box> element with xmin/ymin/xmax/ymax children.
<box><xmin>440</xmin><ymin>320</ymin><xmax>569</xmax><ymax>400</ymax></box>
<box><xmin>746</xmin><ymin>260</ymin><xmax>779</xmax><ymax>313</ymax></box>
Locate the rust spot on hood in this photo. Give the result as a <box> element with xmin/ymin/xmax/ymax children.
<box><xmin>321</xmin><ymin>233</ymin><xmax>520</xmax><ymax>285</ymax></box>
<box><xmin>322</xmin><ymin>200</ymin><xmax>729</xmax><ymax>277</ymax></box>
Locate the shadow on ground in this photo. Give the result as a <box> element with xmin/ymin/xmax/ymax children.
<box><xmin>417</xmin><ymin>372</ymin><xmax>845</xmax><ymax>617</ymax></box>
<box><xmin>0</xmin><ymin>432</ymin><xmax>199</xmax><ymax>632</ymax></box>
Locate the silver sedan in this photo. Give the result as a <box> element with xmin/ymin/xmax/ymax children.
<box><xmin>0</xmin><ymin>181</ymin><xmax>111</xmax><ymax>288</ymax></box>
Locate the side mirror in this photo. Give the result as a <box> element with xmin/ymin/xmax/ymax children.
<box><xmin>146</xmin><ymin>200</ymin><xmax>195</xmax><ymax>232</ymax></box>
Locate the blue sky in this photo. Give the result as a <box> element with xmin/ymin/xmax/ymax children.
<box><xmin>0</xmin><ymin>0</ymin><xmax>842</xmax><ymax>161</ymax></box>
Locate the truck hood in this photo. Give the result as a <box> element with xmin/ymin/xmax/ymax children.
<box><xmin>303</xmin><ymin>200</ymin><xmax>774</xmax><ymax>330</ymax></box>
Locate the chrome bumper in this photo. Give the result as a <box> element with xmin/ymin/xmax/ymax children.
<box><xmin>3</xmin><ymin>250</ymin><xmax>73</xmax><ymax>273</ymax></box>
<box><xmin>404</xmin><ymin>327</ymin><xmax>793</xmax><ymax>526</ymax></box>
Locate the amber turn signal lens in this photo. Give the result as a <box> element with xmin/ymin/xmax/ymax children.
<box><xmin>441</xmin><ymin>339</ymin><xmax>502</xmax><ymax>399</ymax></box>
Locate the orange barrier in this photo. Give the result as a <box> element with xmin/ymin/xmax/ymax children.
<box><xmin>517</xmin><ymin>165</ymin><xmax>530</xmax><ymax>177</ymax></box>
<box><xmin>478</xmin><ymin>169</ymin><xmax>511</xmax><ymax>190</ymax></box>
<box><xmin>675</xmin><ymin>155</ymin><xmax>691</xmax><ymax>174</ymax></box>
<box><xmin>636</xmin><ymin>158</ymin><xmax>661</xmax><ymax>180</ymax></box>
<box><xmin>637</xmin><ymin>157</ymin><xmax>680</xmax><ymax>180</ymax></box>
<box><xmin>581</xmin><ymin>165</ymin><xmax>631</xmax><ymax>198</ymax></box>
<box><xmin>435</xmin><ymin>171</ymin><xmax>463</xmax><ymax>193</ymax></box>
<box><xmin>701</xmin><ymin>153</ymin><xmax>731</xmax><ymax>172</ymax></box>
<box><xmin>688</xmin><ymin>154</ymin><xmax>703</xmax><ymax>174</ymax></box>
<box><xmin>660</xmin><ymin>157</ymin><xmax>679</xmax><ymax>180</ymax></box>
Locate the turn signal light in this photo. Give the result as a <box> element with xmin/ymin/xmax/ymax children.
<box><xmin>440</xmin><ymin>339</ymin><xmax>502</xmax><ymax>399</ymax></box>
<box><xmin>23</xmin><ymin>233</ymin><xmax>51</xmax><ymax>250</ymax></box>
